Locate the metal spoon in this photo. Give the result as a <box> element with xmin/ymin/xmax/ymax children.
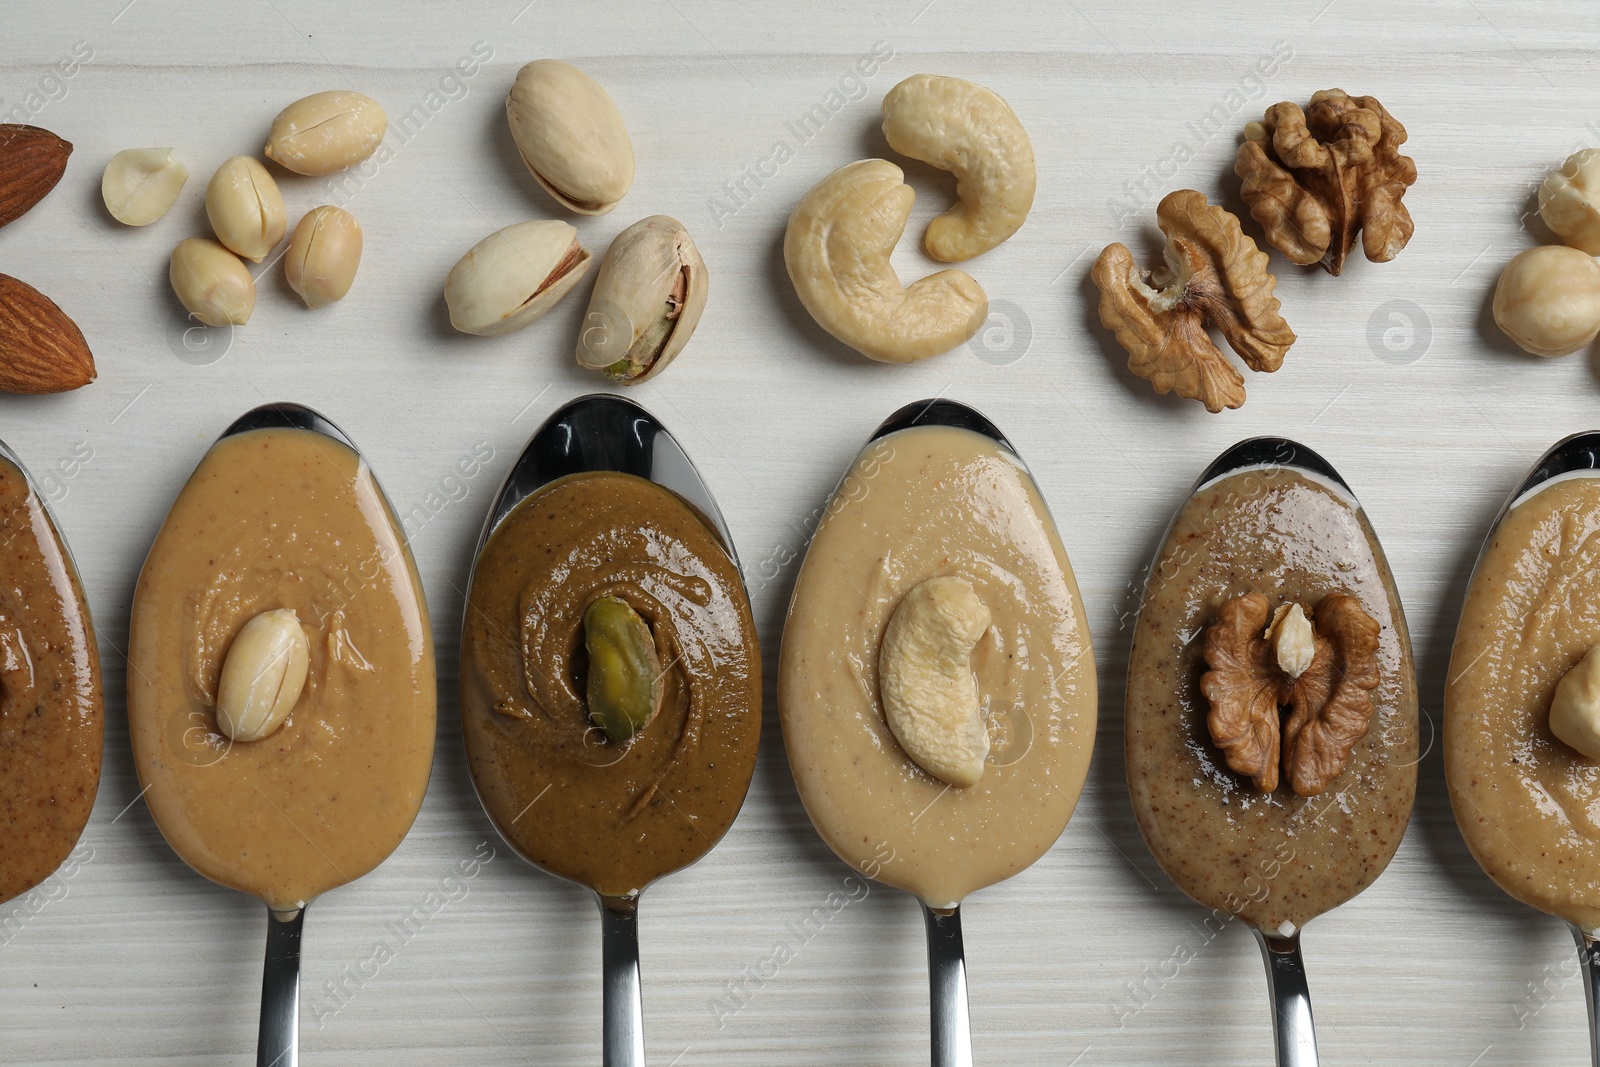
<box><xmin>465</xmin><ymin>392</ymin><xmax>744</xmax><ymax>1067</ymax></box>
<box><xmin>212</xmin><ymin>401</ymin><xmax>398</xmax><ymax>1067</ymax></box>
<box><xmin>1452</xmin><ymin>430</ymin><xmax>1600</xmax><ymax>1067</ymax></box>
<box><xmin>1138</xmin><ymin>436</ymin><xmax>1390</xmax><ymax>1067</ymax></box>
<box><xmin>857</xmin><ymin>397</ymin><xmax>1027</xmax><ymax>1067</ymax></box>
<box><xmin>1189</xmin><ymin>437</ymin><xmax>1357</xmax><ymax>1067</ymax></box>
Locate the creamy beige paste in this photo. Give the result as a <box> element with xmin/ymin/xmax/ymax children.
<box><xmin>780</xmin><ymin>425</ymin><xmax>1097</xmax><ymax>909</ymax></box>
<box><xmin>1126</xmin><ymin>466</ymin><xmax>1417</xmax><ymax>932</ymax></box>
<box><xmin>1448</xmin><ymin>473</ymin><xmax>1600</xmax><ymax>934</ymax></box>
<box><xmin>129</xmin><ymin>428</ymin><xmax>435</xmax><ymax>912</ymax></box>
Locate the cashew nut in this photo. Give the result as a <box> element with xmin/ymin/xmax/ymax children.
<box><xmin>784</xmin><ymin>159</ymin><xmax>988</xmax><ymax>363</ymax></box>
<box><xmin>1551</xmin><ymin>645</ymin><xmax>1600</xmax><ymax>761</ymax></box>
<box><xmin>878</xmin><ymin>576</ymin><xmax>993</xmax><ymax>787</ymax></box>
<box><xmin>881</xmin><ymin>74</ymin><xmax>1035</xmax><ymax>262</ymax></box>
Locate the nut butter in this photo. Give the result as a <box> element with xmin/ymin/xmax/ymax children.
<box><xmin>1448</xmin><ymin>471</ymin><xmax>1600</xmax><ymax>933</ymax></box>
<box><xmin>128</xmin><ymin>426</ymin><xmax>434</xmax><ymax>912</ymax></box>
<box><xmin>0</xmin><ymin>455</ymin><xmax>102</xmax><ymax>906</ymax></box>
<box><xmin>1126</xmin><ymin>458</ymin><xmax>1416</xmax><ymax>932</ymax></box>
<box><xmin>461</xmin><ymin>471</ymin><xmax>760</xmax><ymax>899</ymax></box>
<box><xmin>779</xmin><ymin>424</ymin><xmax>1096</xmax><ymax>909</ymax></box>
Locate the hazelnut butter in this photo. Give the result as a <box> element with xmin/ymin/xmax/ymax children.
<box><xmin>461</xmin><ymin>471</ymin><xmax>760</xmax><ymax>899</ymax></box>
<box><xmin>779</xmin><ymin>425</ymin><xmax>1097</xmax><ymax>909</ymax></box>
<box><xmin>0</xmin><ymin>457</ymin><xmax>102</xmax><ymax>906</ymax></box>
<box><xmin>128</xmin><ymin>428</ymin><xmax>435</xmax><ymax>912</ymax></box>
<box><xmin>1126</xmin><ymin>465</ymin><xmax>1416</xmax><ymax>932</ymax></box>
<box><xmin>1447</xmin><ymin>473</ymin><xmax>1600</xmax><ymax>933</ymax></box>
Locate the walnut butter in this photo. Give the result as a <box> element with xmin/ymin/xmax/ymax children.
<box><xmin>128</xmin><ymin>427</ymin><xmax>435</xmax><ymax>912</ymax></box>
<box><xmin>1126</xmin><ymin>463</ymin><xmax>1416</xmax><ymax>932</ymax></box>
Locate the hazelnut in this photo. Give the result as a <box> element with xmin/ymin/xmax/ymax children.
<box><xmin>1550</xmin><ymin>645</ymin><xmax>1600</xmax><ymax>761</ymax></box>
<box><xmin>1492</xmin><ymin>245</ymin><xmax>1600</xmax><ymax>357</ymax></box>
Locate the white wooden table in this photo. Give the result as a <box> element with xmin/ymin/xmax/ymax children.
<box><xmin>2</xmin><ymin>1</ymin><xmax>1598</xmax><ymax>1063</ymax></box>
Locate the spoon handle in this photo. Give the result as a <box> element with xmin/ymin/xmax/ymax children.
<box><xmin>257</xmin><ymin>906</ymin><xmax>305</xmax><ymax>1067</ymax></box>
<box><xmin>1572</xmin><ymin>924</ymin><xmax>1600</xmax><ymax>1067</ymax></box>
<box><xmin>922</xmin><ymin>903</ymin><xmax>974</xmax><ymax>1067</ymax></box>
<box><xmin>600</xmin><ymin>895</ymin><xmax>646</xmax><ymax>1067</ymax></box>
<box><xmin>1251</xmin><ymin>928</ymin><xmax>1319</xmax><ymax>1067</ymax></box>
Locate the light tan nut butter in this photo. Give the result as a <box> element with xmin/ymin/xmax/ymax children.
<box><xmin>216</xmin><ymin>608</ymin><xmax>310</xmax><ymax>743</ymax></box>
<box><xmin>879</xmin><ymin>576</ymin><xmax>993</xmax><ymax>788</ymax></box>
<box><xmin>101</xmin><ymin>148</ymin><xmax>187</xmax><ymax>226</ymax></box>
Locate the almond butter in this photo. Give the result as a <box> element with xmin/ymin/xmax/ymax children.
<box><xmin>0</xmin><ymin>125</ymin><xmax>72</xmax><ymax>230</ymax></box>
<box><xmin>0</xmin><ymin>275</ymin><xmax>95</xmax><ymax>393</ymax></box>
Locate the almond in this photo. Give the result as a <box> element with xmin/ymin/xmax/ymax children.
<box><xmin>0</xmin><ymin>125</ymin><xmax>72</xmax><ymax>230</ymax></box>
<box><xmin>0</xmin><ymin>275</ymin><xmax>95</xmax><ymax>393</ymax></box>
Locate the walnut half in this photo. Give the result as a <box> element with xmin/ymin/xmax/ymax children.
<box><xmin>1092</xmin><ymin>190</ymin><xmax>1295</xmax><ymax>414</ymax></box>
<box><xmin>1199</xmin><ymin>591</ymin><xmax>1381</xmax><ymax>797</ymax></box>
<box><xmin>1235</xmin><ymin>89</ymin><xmax>1417</xmax><ymax>276</ymax></box>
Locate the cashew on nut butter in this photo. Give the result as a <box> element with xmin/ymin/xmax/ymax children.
<box><xmin>0</xmin><ymin>456</ymin><xmax>102</xmax><ymax>907</ymax></box>
<box><xmin>1127</xmin><ymin>462</ymin><xmax>1416</xmax><ymax>934</ymax></box>
<box><xmin>1448</xmin><ymin>473</ymin><xmax>1600</xmax><ymax>935</ymax></box>
<box><xmin>462</xmin><ymin>472</ymin><xmax>760</xmax><ymax>899</ymax></box>
<box><xmin>780</xmin><ymin>425</ymin><xmax>1095</xmax><ymax>909</ymax></box>
<box><xmin>128</xmin><ymin>427</ymin><xmax>435</xmax><ymax>912</ymax></box>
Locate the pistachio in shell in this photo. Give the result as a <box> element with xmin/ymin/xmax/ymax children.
<box><xmin>583</xmin><ymin>596</ymin><xmax>663</xmax><ymax>743</ymax></box>
<box><xmin>575</xmin><ymin>215</ymin><xmax>707</xmax><ymax>384</ymax></box>
<box><xmin>444</xmin><ymin>219</ymin><xmax>591</xmax><ymax>336</ymax></box>
<box><xmin>506</xmin><ymin>59</ymin><xmax>634</xmax><ymax>216</ymax></box>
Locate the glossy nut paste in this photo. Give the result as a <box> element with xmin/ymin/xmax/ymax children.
<box><xmin>1126</xmin><ymin>465</ymin><xmax>1417</xmax><ymax>932</ymax></box>
<box><xmin>129</xmin><ymin>428</ymin><xmax>435</xmax><ymax>912</ymax></box>
<box><xmin>780</xmin><ymin>425</ymin><xmax>1097</xmax><ymax>909</ymax></box>
<box><xmin>461</xmin><ymin>471</ymin><xmax>760</xmax><ymax>899</ymax></box>
<box><xmin>1448</xmin><ymin>473</ymin><xmax>1600</xmax><ymax>934</ymax></box>
<box><xmin>0</xmin><ymin>457</ymin><xmax>102</xmax><ymax>906</ymax></box>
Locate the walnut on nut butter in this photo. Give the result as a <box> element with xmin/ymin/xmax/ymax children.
<box><xmin>1200</xmin><ymin>590</ymin><xmax>1381</xmax><ymax>796</ymax></box>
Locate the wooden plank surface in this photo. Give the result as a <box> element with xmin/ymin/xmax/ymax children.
<box><xmin>3</xmin><ymin>1</ymin><xmax>1599</xmax><ymax>1063</ymax></box>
